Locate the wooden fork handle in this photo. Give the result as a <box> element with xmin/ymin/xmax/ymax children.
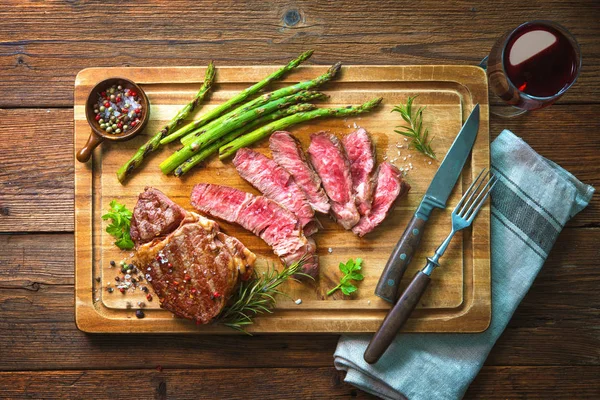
<box><xmin>364</xmin><ymin>271</ymin><xmax>431</xmax><ymax>364</ymax></box>
<box><xmin>375</xmin><ymin>215</ymin><xmax>427</xmax><ymax>303</ymax></box>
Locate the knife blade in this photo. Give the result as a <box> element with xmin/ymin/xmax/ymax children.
<box><xmin>375</xmin><ymin>104</ymin><xmax>480</xmax><ymax>303</ymax></box>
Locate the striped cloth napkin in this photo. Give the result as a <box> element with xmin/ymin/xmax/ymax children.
<box><xmin>334</xmin><ymin>129</ymin><xmax>594</xmax><ymax>400</ymax></box>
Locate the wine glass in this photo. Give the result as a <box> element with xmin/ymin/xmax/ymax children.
<box><xmin>480</xmin><ymin>20</ymin><xmax>581</xmax><ymax>117</ymax></box>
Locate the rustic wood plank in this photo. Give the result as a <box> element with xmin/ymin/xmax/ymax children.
<box><xmin>1</xmin><ymin>104</ymin><xmax>597</xmax><ymax>233</ymax></box>
<box><xmin>0</xmin><ymin>0</ymin><xmax>598</xmax><ymax>107</ymax></box>
<box><xmin>466</xmin><ymin>366</ymin><xmax>600</xmax><ymax>399</ymax></box>
<box><xmin>0</xmin><ymin>234</ymin><xmax>73</xmax><ymax>288</ymax></box>
<box><xmin>0</xmin><ymin>366</ymin><xmax>597</xmax><ymax>399</ymax></box>
<box><xmin>0</xmin><ymin>368</ymin><xmax>376</xmax><ymax>400</ymax></box>
<box><xmin>0</xmin><ymin>228</ymin><xmax>598</xmax><ymax>370</ymax></box>
<box><xmin>0</xmin><ymin>109</ymin><xmax>73</xmax><ymax>232</ymax></box>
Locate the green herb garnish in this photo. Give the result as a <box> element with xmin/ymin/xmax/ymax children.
<box><xmin>327</xmin><ymin>258</ymin><xmax>364</xmax><ymax>296</ymax></box>
<box><xmin>217</xmin><ymin>259</ymin><xmax>312</xmax><ymax>334</ymax></box>
<box><xmin>392</xmin><ymin>95</ymin><xmax>436</xmax><ymax>159</ymax></box>
<box><xmin>102</xmin><ymin>200</ymin><xmax>134</xmax><ymax>250</ymax></box>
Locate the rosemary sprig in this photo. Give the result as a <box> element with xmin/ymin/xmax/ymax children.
<box><xmin>216</xmin><ymin>259</ymin><xmax>313</xmax><ymax>334</ymax></box>
<box><xmin>392</xmin><ymin>95</ymin><xmax>436</xmax><ymax>159</ymax></box>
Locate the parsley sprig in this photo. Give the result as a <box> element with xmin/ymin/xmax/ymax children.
<box><xmin>392</xmin><ymin>95</ymin><xmax>436</xmax><ymax>159</ymax></box>
<box><xmin>102</xmin><ymin>200</ymin><xmax>134</xmax><ymax>250</ymax></box>
<box><xmin>327</xmin><ymin>258</ymin><xmax>364</xmax><ymax>296</ymax></box>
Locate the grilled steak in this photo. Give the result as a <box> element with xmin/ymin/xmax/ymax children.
<box><xmin>269</xmin><ymin>131</ymin><xmax>330</xmax><ymax>214</ymax></box>
<box><xmin>352</xmin><ymin>162</ymin><xmax>411</xmax><ymax>237</ymax></box>
<box><xmin>191</xmin><ymin>183</ymin><xmax>319</xmax><ymax>277</ymax></box>
<box><xmin>233</xmin><ymin>148</ymin><xmax>319</xmax><ymax>236</ymax></box>
<box><xmin>307</xmin><ymin>132</ymin><xmax>360</xmax><ymax>230</ymax></box>
<box><xmin>132</xmin><ymin>189</ymin><xmax>256</xmax><ymax>324</ymax></box>
<box><xmin>130</xmin><ymin>187</ymin><xmax>188</xmax><ymax>247</ymax></box>
<box><xmin>342</xmin><ymin>128</ymin><xmax>376</xmax><ymax>216</ymax></box>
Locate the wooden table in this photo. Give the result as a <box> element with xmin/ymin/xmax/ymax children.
<box><xmin>1</xmin><ymin>1</ymin><xmax>598</xmax><ymax>398</ymax></box>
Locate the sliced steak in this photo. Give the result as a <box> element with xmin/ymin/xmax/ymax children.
<box><xmin>352</xmin><ymin>162</ymin><xmax>411</xmax><ymax>237</ymax></box>
<box><xmin>342</xmin><ymin>128</ymin><xmax>376</xmax><ymax>216</ymax></box>
<box><xmin>191</xmin><ymin>183</ymin><xmax>319</xmax><ymax>277</ymax></box>
<box><xmin>307</xmin><ymin>132</ymin><xmax>360</xmax><ymax>230</ymax></box>
<box><xmin>130</xmin><ymin>187</ymin><xmax>188</xmax><ymax>247</ymax></box>
<box><xmin>233</xmin><ymin>148</ymin><xmax>319</xmax><ymax>236</ymax></box>
<box><xmin>135</xmin><ymin>210</ymin><xmax>256</xmax><ymax>325</ymax></box>
<box><xmin>269</xmin><ymin>131</ymin><xmax>330</xmax><ymax>214</ymax></box>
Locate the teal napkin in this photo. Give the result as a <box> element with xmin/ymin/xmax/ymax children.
<box><xmin>334</xmin><ymin>130</ymin><xmax>594</xmax><ymax>400</ymax></box>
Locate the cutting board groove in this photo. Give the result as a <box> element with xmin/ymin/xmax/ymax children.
<box><xmin>75</xmin><ymin>65</ymin><xmax>490</xmax><ymax>333</ymax></box>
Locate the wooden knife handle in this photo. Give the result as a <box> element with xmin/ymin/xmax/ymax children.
<box><xmin>375</xmin><ymin>215</ymin><xmax>427</xmax><ymax>303</ymax></box>
<box><xmin>364</xmin><ymin>271</ymin><xmax>431</xmax><ymax>364</ymax></box>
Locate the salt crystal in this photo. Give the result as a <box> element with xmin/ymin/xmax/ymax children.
<box><xmin>368</xmin><ymin>300</ymin><xmax>371</xmax><ymax>305</ymax></box>
<box><xmin>353</xmin><ymin>122</ymin><xmax>358</xmax><ymax>129</ymax></box>
<box><xmin>295</xmin><ymin>299</ymin><xmax>302</xmax><ymax>305</ymax></box>
<box><xmin>403</xmin><ymin>157</ymin><xmax>407</xmax><ymax>161</ymax></box>
<box><xmin>328</xmin><ymin>247</ymin><xmax>333</xmax><ymax>253</ymax></box>
<box><xmin>428</xmin><ymin>161</ymin><xmax>432</xmax><ymax>165</ymax></box>
<box><xmin>408</xmin><ymin>154</ymin><xmax>412</xmax><ymax>158</ymax></box>
<box><xmin>404</xmin><ymin>138</ymin><xmax>408</xmax><ymax>142</ymax></box>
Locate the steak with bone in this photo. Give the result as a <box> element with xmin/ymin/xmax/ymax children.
<box><xmin>269</xmin><ymin>131</ymin><xmax>331</xmax><ymax>214</ymax></box>
<box><xmin>131</xmin><ymin>188</ymin><xmax>256</xmax><ymax>324</ymax></box>
<box><xmin>352</xmin><ymin>162</ymin><xmax>411</xmax><ymax>237</ymax></box>
<box><xmin>307</xmin><ymin>132</ymin><xmax>360</xmax><ymax>230</ymax></box>
<box><xmin>233</xmin><ymin>148</ymin><xmax>319</xmax><ymax>236</ymax></box>
<box><xmin>191</xmin><ymin>183</ymin><xmax>319</xmax><ymax>277</ymax></box>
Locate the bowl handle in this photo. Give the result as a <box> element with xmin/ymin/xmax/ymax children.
<box><xmin>76</xmin><ymin>131</ymin><xmax>104</xmax><ymax>163</ymax></box>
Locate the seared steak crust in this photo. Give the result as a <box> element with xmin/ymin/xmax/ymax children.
<box><xmin>352</xmin><ymin>162</ymin><xmax>411</xmax><ymax>237</ymax></box>
<box><xmin>269</xmin><ymin>131</ymin><xmax>331</xmax><ymax>214</ymax></box>
<box><xmin>136</xmin><ymin>213</ymin><xmax>255</xmax><ymax>324</ymax></box>
<box><xmin>131</xmin><ymin>189</ymin><xmax>256</xmax><ymax>325</ymax></box>
<box><xmin>307</xmin><ymin>132</ymin><xmax>360</xmax><ymax>230</ymax></box>
<box><xmin>130</xmin><ymin>187</ymin><xmax>188</xmax><ymax>247</ymax></box>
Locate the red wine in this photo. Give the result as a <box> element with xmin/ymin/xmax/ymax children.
<box><xmin>503</xmin><ymin>22</ymin><xmax>578</xmax><ymax>98</ymax></box>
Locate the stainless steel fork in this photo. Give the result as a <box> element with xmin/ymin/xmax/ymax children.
<box><xmin>364</xmin><ymin>169</ymin><xmax>497</xmax><ymax>364</ymax></box>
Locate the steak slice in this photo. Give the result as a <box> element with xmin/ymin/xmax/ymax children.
<box><xmin>342</xmin><ymin>128</ymin><xmax>376</xmax><ymax>216</ymax></box>
<box><xmin>307</xmin><ymin>132</ymin><xmax>360</xmax><ymax>230</ymax></box>
<box><xmin>130</xmin><ymin>187</ymin><xmax>188</xmax><ymax>247</ymax></box>
<box><xmin>269</xmin><ymin>131</ymin><xmax>330</xmax><ymax>214</ymax></box>
<box><xmin>135</xmin><ymin>211</ymin><xmax>256</xmax><ymax>325</ymax></box>
<box><xmin>191</xmin><ymin>183</ymin><xmax>319</xmax><ymax>277</ymax></box>
<box><xmin>352</xmin><ymin>162</ymin><xmax>411</xmax><ymax>237</ymax></box>
<box><xmin>233</xmin><ymin>148</ymin><xmax>319</xmax><ymax>236</ymax></box>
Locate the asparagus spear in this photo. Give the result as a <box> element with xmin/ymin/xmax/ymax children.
<box><xmin>159</xmin><ymin>90</ymin><xmax>327</xmax><ymax>175</ymax></box>
<box><xmin>219</xmin><ymin>97</ymin><xmax>383</xmax><ymax>159</ymax></box>
<box><xmin>174</xmin><ymin>103</ymin><xmax>317</xmax><ymax>177</ymax></box>
<box><xmin>115</xmin><ymin>62</ymin><xmax>216</xmax><ymax>183</ymax></box>
<box><xmin>173</xmin><ymin>62</ymin><xmax>342</xmax><ymax>146</ymax></box>
<box><xmin>164</xmin><ymin>50</ymin><xmax>314</xmax><ymax>144</ymax></box>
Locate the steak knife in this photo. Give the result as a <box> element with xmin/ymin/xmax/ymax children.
<box><xmin>375</xmin><ymin>104</ymin><xmax>480</xmax><ymax>303</ymax></box>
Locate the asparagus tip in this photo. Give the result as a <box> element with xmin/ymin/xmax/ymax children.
<box><xmin>329</xmin><ymin>62</ymin><xmax>343</xmax><ymax>77</ymax></box>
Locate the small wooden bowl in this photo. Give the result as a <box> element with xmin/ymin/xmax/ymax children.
<box><xmin>76</xmin><ymin>77</ymin><xmax>150</xmax><ymax>163</ymax></box>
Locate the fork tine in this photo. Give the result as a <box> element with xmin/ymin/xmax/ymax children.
<box><xmin>465</xmin><ymin>175</ymin><xmax>498</xmax><ymax>222</ymax></box>
<box><xmin>457</xmin><ymin>169</ymin><xmax>489</xmax><ymax>217</ymax></box>
<box><xmin>454</xmin><ymin>168</ymin><xmax>487</xmax><ymax>214</ymax></box>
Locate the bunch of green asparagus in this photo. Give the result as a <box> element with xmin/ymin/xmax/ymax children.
<box><xmin>116</xmin><ymin>50</ymin><xmax>382</xmax><ymax>181</ymax></box>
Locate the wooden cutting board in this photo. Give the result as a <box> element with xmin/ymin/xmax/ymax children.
<box><xmin>74</xmin><ymin>65</ymin><xmax>490</xmax><ymax>333</ymax></box>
